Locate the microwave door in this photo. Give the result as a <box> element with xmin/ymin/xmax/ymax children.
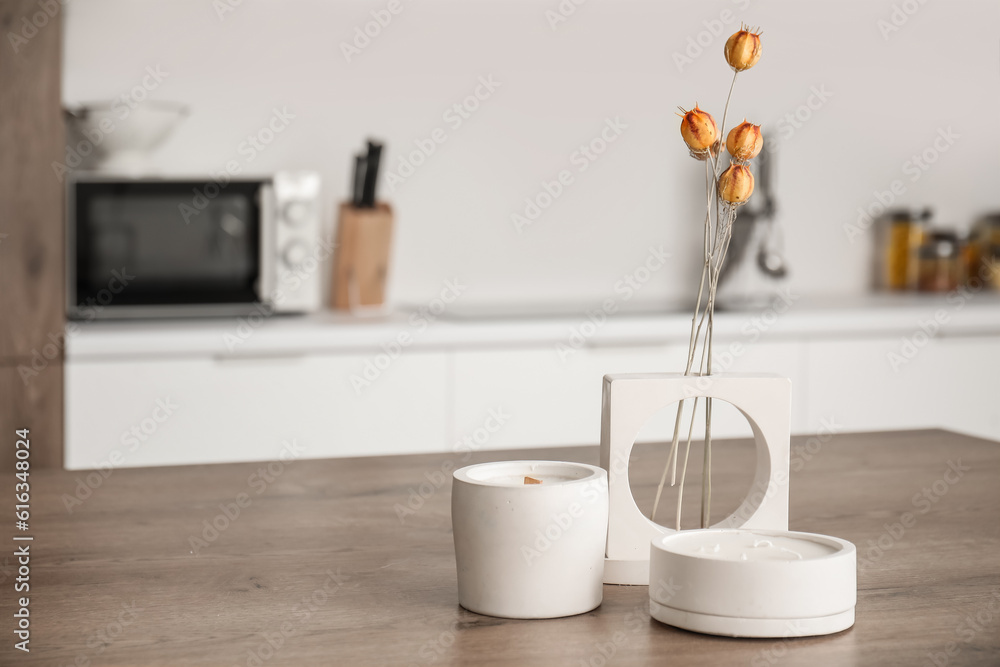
<box><xmin>70</xmin><ymin>180</ymin><xmax>264</xmax><ymax>319</ymax></box>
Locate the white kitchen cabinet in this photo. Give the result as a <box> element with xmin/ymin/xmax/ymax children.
<box><xmin>804</xmin><ymin>336</ymin><xmax>1000</xmax><ymax>440</ymax></box>
<box><xmin>452</xmin><ymin>344</ymin><xmax>681</xmax><ymax>450</ymax></box>
<box><xmin>451</xmin><ymin>339</ymin><xmax>809</xmax><ymax>450</ymax></box>
<box><xmin>64</xmin><ymin>299</ymin><xmax>1000</xmax><ymax>469</ymax></box>
<box><xmin>65</xmin><ymin>350</ymin><xmax>449</xmax><ymax>469</ymax></box>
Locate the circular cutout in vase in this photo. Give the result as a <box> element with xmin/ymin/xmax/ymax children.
<box><xmin>627</xmin><ymin>397</ymin><xmax>758</xmax><ymax>534</ymax></box>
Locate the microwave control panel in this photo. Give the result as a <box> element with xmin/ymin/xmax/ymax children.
<box><xmin>269</xmin><ymin>171</ymin><xmax>323</xmax><ymax>312</ymax></box>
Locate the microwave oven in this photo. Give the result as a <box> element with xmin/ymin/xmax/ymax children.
<box><xmin>67</xmin><ymin>172</ymin><xmax>324</xmax><ymax>319</ymax></box>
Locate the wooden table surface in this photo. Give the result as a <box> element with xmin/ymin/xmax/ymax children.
<box><xmin>3</xmin><ymin>429</ymin><xmax>999</xmax><ymax>666</ymax></box>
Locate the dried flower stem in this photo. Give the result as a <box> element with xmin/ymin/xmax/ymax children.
<box><xmin>698</xmin><ymin>210</ymin><xmax>736</xmax><ymax>527</ymax></box>
<box><xmin>716</xmin><ymin>71</ymin><xmax>739</xmax><ymax>170</ymax></box>
<box><xmin>652</xmin><ymin>154</ymin><xmax>716</xmax><ymax>523</ymax></box>
<box><xmin>674</xmin><ymin>394</ymin><xmax>699</xmax><ymax>530</ymax></box>
<box><xmin>676</xmin><ymin>297</ymin><xmax>713</xmax><ymax>529</ymax></box>
<box><xmin>655</xmin><ymin>69</ymin><xmax>741</xmax><ymax>529</ymax></box>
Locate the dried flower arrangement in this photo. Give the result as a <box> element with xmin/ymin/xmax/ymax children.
<box><xmin>650</xmin><ymin>25</ymin><xmax>764</xmax><ymax>531</ymax></box>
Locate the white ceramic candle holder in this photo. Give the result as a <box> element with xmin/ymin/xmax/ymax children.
<box><xmin>649</xmin><ymin>528</ymin><xmax>857</xmax><ymax>637</ymax></box>
<box><xmin>452</xmin><ymin>460</ymin><xmax>609</xmax><ymax>619</ymax></box>
<box><xmin>600</xmin><ymin>373</ymin><xmax>791</xmax><ymax>584</ymax></box>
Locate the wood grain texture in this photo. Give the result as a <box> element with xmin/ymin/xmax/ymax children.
<box><xmin>0</xmin><ymin>360</ymin><xmax>62</xmax><ymax>470</ymax></box>
<box><xmin>1</xmin><ymin>429</ymin><xmax>997</xmax><ymax>666</ymax></box>
<box><xmin>0</xmin><ymin>0</ymin><xmax>65</xmax><ymax>362</ymax></box>
<box><xmin>0</xmin><ymin>0</ymin><xmax>65</xmax><ymax>467</ymax></box>
<box><xmin>0</xmin><ymin>359</ymin><xmax>65</xmax><ymax>468</ymax></box>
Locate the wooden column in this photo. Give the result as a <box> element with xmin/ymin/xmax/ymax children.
<box><xmin>0</xmin><ymin>1</ymin><xmax>65</xmax><ymax>468</ymax></box>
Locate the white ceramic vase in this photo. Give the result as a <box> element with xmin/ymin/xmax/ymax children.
<box><xmin>451</xmin><ymin>460</ymin><xmax>609</xmax><ymax>619</ymax></box>
<box><xmin>600</xmin><ymin>372</ymin><xmax>792</xmax><ymax>584</ymax></box>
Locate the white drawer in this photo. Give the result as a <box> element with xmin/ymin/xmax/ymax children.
<box><xmin>452</xmin><ymin>341</ymin><xmax>807</xmax><ymax>450</ymax></box>
<box><xmin>65</xmin><ymin>350</ymin><xmax>449</xmax><ymax>469</ymax></box>
<box><xmin>805</xmin><ymin>336</ymin><xmax>1000</xmax><ymax>440</ymax></box>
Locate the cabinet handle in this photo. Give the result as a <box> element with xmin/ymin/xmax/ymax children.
<box><xmin>212</xmin><ymin>351</ymin><xmax>307</xmax><ymax>363</ymax></box>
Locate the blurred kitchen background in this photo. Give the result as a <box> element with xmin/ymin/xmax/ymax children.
<box><xmin>3</xmin><ymin>0</ymin><xmax>999</xmax><ymax>470</ymax></box>
<box><xmin>64</xmin><ymin>0</ymin><xmax>998</xmax><ymax>307</ymax></box>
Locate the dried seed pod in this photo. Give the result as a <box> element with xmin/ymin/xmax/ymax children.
<box><xmin>724</xmin><ymin>27</ymin><xmax>762</xmax><ymax>72</ymax></box>
<box><xmin>679</xmin><ymin>106</ymin><xmax>718</xmax><ymax>156</ymax></box>
<box><xmin>718</xmin><ymin>162</ymin><xmax>755</xmax><ymax>204</ymax></box>
<box><xmin>726</xmin><ymin>121</ymin><xmax>763</xmax><ymax>161</ymax></box>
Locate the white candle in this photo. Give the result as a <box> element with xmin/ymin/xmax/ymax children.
<box><xmin>649</xmin><ymin>528</ymin><xmax>857</xmax><ymax>638</ymax></box>
<box><xmin>676</xmin><ymin>531</ymin><xmax>838</xmax><ymax>561</ymax></box>
<box><xmin>464</xmin><ymin>462</ymin><xmax>591</xmax><ymax>486</ymax></box>
<box><xmin>473</xmin><ymin>474</ymin><xmax>578</xmax><ymax>485</ymax></box>
<box><xmin>452</xmin><ymin>460</ymin><xmax>609</xmax><ymax>619</ymax></box>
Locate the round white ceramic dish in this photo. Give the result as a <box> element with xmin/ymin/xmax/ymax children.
<box><xmin>65</xmin><ymin>101</ymin><xmax>188</xmax><ymax>172</ymax></box>
<box><xmin>452</xmin><ymin>460</ymin><xmax>609</xmax><ymax>619</ymax></box>
<box><xmin>649</xmin><ymin>528</ymin><xmax>856</xmax><ymax>637</ymax></box>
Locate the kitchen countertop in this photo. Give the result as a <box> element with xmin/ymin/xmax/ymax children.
<box><xmin>66</xmin><ymin>293</ymin><xmax>1000</xmax><ymax>359</ymax></box>
<box><xmin>5</xmin><ymin>429</ymin><xmax>999</xmax><ymax>666</ymax></box>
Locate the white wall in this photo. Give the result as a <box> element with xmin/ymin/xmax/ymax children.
<box><xmin>63</xmin><ymin>0</ymin><xmax>1000</xmax><ymax>310</ymax></box>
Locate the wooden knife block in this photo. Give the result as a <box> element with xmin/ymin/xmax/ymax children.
<box><xmin>331</xmin><ymin>203</ymin><xmax>394</xmax><ymax>310</ymax></box>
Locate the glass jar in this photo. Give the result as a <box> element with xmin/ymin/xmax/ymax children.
<box><xmin>917</xmin><ymin>230</ymin><xmax>961</xmax><ymax>292</ymax></box>
<box><xmin>966</xmin><ymin>215</ymin><xmax>1000</xmax><ymax>287</ymax></box>
<box><xmin>881</xmin><ymin>209</ymin><xmax>928</xmax><ymax>290</ymax></box>
<box><xmin>982</xmin><ymin>244</ymin><xmax>1000</xmax><ymax>291</ymax></box>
